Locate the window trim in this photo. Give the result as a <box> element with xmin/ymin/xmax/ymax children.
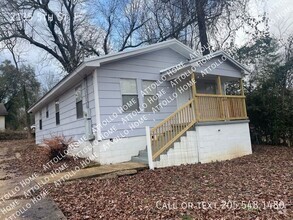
<box><xmin>142</xmin><ymin>80</ymin><xmax>158</xmax><ymax>112</ymax></box>
<box><xmin>46</xmin><ymin>105</ymin><xmax>49</xmax><ymax>118</ymax></box>
<box><xmin>39</xmin><ymin>110</ymin><xmax>42</xmax><ymax>130</ymax></box>
<box><xmin>75</xmin><ymin>85</ymin><xmax>84</xmax><ymax>119</ymax></box>
<box><xmin>120</xmin><ymin>78</ymin><xmax>139</xmax><ymax>112</ymax></box>
<box><xmin>55</xmin><ymin>100</ymin><xmax>60</xmax><ymax>125</ymax></box>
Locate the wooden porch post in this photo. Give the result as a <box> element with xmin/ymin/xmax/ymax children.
<box><xmin>240</xmin><ymin>78</ymin><xmax>247</xmax><ymax>117</ymax></box>
<box><xmin>217</xmin><ymin>75</ymin><xmax>225</xmax><ymax>119</ymax></box>
<box><xmin>217</xmin><ymin>75</ymin><xmax>222</xmax><ymax>95</ymax></box>
<box><xmin>191</xmin><ymin>73</ymin><xmax>200</xmax><ymax>121</ymax></box>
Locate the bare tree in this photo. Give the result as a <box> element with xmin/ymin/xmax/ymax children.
<box><xmin>1</xmin><ymin>39</ymin><xmax>35</xmax><ymax>137</ymax></box>
<box><xmin>41</xmin><ymin>71</ymin><xmax>61</xmax><ymax>94</ymax></box>
<box><xmin>137</xmin><ymin>0</ymin><xmax>251</xmax><ymax>54</ymax></box>
<box><xmin>90</xmin><ymin>0</ymin><xmax>150</xmax><ymax>54</ymax></box>
<box><xmin>0</xmin><ymin>0</ymin><xmax>103</xmax><ymax>73</ymax></box>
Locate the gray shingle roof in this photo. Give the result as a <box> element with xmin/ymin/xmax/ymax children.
<box><xmin>0</xmin><ymin>103</ymin><xmax>8</xmax><ymax>116</ymax></box>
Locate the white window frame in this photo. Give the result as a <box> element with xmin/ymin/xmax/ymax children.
<box><xmin>55</xmin><ymin>100</ymin><xmax>60</xmax><ymax>125</ymax></box>
<box><xmin>120</xmin><ymin>78</ymin><xmax>139</xmax><ymax>112</ymax></box>
<box><xmin>75</xmin><ymin>85</ymin><xmax>83</xmax><ymax>119</ymax></box>
<box><xmin>142</xmin><ymin>80</ymin><xmax>158</xmax><ymax>112</ymax></box>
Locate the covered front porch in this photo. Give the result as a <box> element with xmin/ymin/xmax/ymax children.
<box><xmin>146</xmin><ymin>52</ymin><xmax>251</xmax><ymax>169</ymax></box>
<box><xmin>174</xmin><ymin>73</ymin><xmax>247</xmax><ymax>122</ymax></box>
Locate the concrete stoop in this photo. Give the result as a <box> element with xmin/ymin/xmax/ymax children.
<box><xmin>131</xmin><ymin>149</ymin><xmax>148</xmax><ymax>164</ymax></box>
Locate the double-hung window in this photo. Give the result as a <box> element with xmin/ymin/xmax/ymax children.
<box><xmin>75</xmin><ymin>85</ymin><xmax>83</xmax><ymax>119</ymax></box>
<box><xmin>39</xmin><ymin>111</ymin><xmax>42</xmax><ymax>130</ymax></box>
<box><xmin>55</xmin><ymin>100</ymin><xmax>60</xmax><ymax>125</ymax></box>
<box><xmin>46</xmin><ymin>105</ymin><xmax>49</xmax><ymax>118</ymax></box>
<box><xmin>142</xmin><ymin>80</ymin><xmax>158</xmax><ymax>112</ymax></box>
<box><xmin>120</xmin><ymin>79</ymin><xmax>139</xmax><ymax>112</ymax></box>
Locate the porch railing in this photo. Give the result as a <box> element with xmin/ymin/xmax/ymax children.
<box><xmin>196</xmin><ymin>94</ymin><xmax>247</xmax><ymax>121</ymax></box>
<box><xmin>149</xmin><ymin>94</ymin><xmax>248</xmax><ymax>161</ymax></box>
<box><xmin>150</xmin><ymin>99</ymin><xmax>197</xmax><ymax>160</ymax></box>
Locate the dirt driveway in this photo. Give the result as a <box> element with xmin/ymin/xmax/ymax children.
<box><xmin>0</xmin><ymin>140</ymin><xmax>66</xmax><ymax>220</ymax></box>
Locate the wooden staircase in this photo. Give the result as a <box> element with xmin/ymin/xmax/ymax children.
<box><xmin>150</xmin><ymin>99</ymin><xmax>197</xmax><ymax>161</ymax></box>
<box><xmin>144</xmin><ymin>75</ymin><xmax>248</xmax><ymax>168</ymax></box>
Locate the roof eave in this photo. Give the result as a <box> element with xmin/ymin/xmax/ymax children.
<box><xmin>28</xmin><ymin>63</ymin><xmax>97</xmax><ymax>113</ymax></box>
<box><xmin>28</xmin><ymin>39</ymin><xmax>195</xmax><ymax>113</ymax></box>
<box><xmin>189</xmin><ymin>51</ymin><xmax>251</xmax><ymax>75</ymax></box>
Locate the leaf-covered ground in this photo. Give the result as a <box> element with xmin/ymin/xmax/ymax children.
<box><xmin>46</xmin><ymin>145</ymin><xmax>293</xmax><ymax>220</ymax></box>
<box><xmin>0</xmin><ymin>139</ymin><xmax>84</xmax><ymax>176</ymax></box>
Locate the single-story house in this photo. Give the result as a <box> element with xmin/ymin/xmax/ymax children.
<box><xmin>28</xmin><ymin>39</ymin><xmax>252</xmax><ymax>169</ymax></box>
<box><xmin>0</xmin><ymin>103</ymin><xmax>8</xmax><ymax>130</ymax></box>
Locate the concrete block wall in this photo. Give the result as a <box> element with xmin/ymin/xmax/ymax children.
<box><xmin>153</xmin><ymin>121</ymin><xmax>252</xmax><ymax>168</ymax></box>
<box><xmin>68</xmin><ymin>136</ymin><xmax>147</xmax><ymax>165</ymax></box>
<box><xmin>154</xmin><ymin>131</ymin><xmax>198</xmax><ymax>168</ymax></box>
<box><xmin>68</xmin><ymin>121</ymin><xmax>252</xmax><ymax>168</ymax></box>
<box><xmin>97</xmin><ymin>136</ymin><xmax>146</xmax><ymax>164</ymax></box>
<box><xmin>196</xmin><ymin>122</ymin><xmax>252</xmax><ymax>163</ymax></box>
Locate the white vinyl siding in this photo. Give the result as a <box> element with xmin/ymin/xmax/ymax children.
<box><xmin>35</xmin><ymin>74</ymin><xmax>96</xmax><ymax>144</ymax></box>
<box><xmin>97</xmin><ymin>48</ymin><xmax>183</xmax><ymax>138</ymax></box>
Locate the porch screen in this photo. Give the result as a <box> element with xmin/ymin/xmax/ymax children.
<box><xmin>142</xmin><ymin>80</ymin><xmax>158</xmax><ymax>112</ymax></box>
<box><xmin>120</xmin><ymin>79</ymin><xmax>139</xmax><ymax>111</ymax></box>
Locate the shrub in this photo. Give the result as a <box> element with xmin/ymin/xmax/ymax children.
<box><xmin>43</xmin><ymin>135</ymin><xmax>73</xmax><ymax>160</ymax></box>
<box><xmin>0</xmin><ymin>130</ymin><xmax>28</xmax><ymax>141</ymax></box>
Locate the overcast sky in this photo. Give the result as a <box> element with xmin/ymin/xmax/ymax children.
<box><xmin>1</xmin><ymin>0</ymin><xmax>292</xmax><ymax>88</ymax></box>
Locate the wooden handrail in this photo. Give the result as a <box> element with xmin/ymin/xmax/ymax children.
<box><xmin>196</xmin><ymin>93</ymin><xmax>245</xmax><ymax>98</ymax></box>
<box><xmin>150</xmin><ymin>99</ymin><xmax>194</xmax><ymax>132</ymax></box>
<box><xmin>151</xmin><ymin>99</ymin><xmax>196</xmax><ymax>160</ymax></box>
<box><xmin>149</xmin><ymin>94</ymin><xmax>248</xmax><ymax>161</ymax></box>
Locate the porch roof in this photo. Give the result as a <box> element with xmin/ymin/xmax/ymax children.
<box><xmin>160</xmin><ymin>51</ymin><xmax>250</xmax><ymax>80</ymax></box>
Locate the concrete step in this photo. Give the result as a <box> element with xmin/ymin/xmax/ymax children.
<box><xmin>131</xmin><ymin>156</ymin><xmax>148</xmax><ymax>164</ymax></box>
<box><xmin>138</xmin><ymin>149</ymin><xmax>148</xmax><ymax>157</ymax></box>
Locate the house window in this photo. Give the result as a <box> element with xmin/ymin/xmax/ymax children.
<box><xmin>120</xmin><ymin>79</ymin><xmax>139</xmax><ymax>112</ymax></box>
<box><xmin>75</xmin><ymin>85</ymin><xmax>83</xmax><ymax>119</ymax></box>
<box><xmin>55</xmin><ymin>100</ymin><xmax>60</xmax><ymax>125</ymax></box>
<box><xmin>142</xmin><ymin>80</ymin><xmax>158</xmax><ymax>112</ymax></box>
<box><xmin>39</xmin><ymin>111</ymin><xmax>42</xmax><ymax>130</ymax></box>
<box><xmin>204</xmin><ymin>82</ymin><xmax>216</xmax><ymax>94</ymax></box>
<box><xmin>46</xmin><ymin>105</ymin><xmax>49</xmax><ymax>118</ymax></box>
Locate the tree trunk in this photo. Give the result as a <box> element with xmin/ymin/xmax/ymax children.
<box><xmin>22</xmin><ymin>85</ymin><xmax>32</xmax><ymax>139</ymax></box>
<box><xmin>195</xmin><ymin>0</ymin><xmax>210</xmax><ymax>55</ymax></box>
<box><xmin>9</xmin><ymin>47</ymin><xmax>32</xmax><ymax>139</ymax></box>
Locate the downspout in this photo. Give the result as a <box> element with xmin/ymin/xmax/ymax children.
<box><xmin>93</xmin><ymin>69</ymin><xmax>102</xmax><ymax>141</ymax></box>
<box><xmin>92</xmin><ymin>69</ymin><xmax>102</xmax><ymax>162</ymax></box>
<box><xmin>84</xmin><ymin>76</ymin><xmax>95</xmax><ymax>141</ymax></box>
